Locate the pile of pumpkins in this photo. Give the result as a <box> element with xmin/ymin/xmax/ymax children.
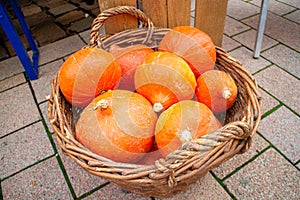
<box><xmin>58</xmin><ymin>26</ymin><xmax>238</xmax><ymax>164</ymax></box>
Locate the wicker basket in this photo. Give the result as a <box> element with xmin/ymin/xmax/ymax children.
<box><xmin>48</xmin><ymin>6</ymin><xmax>262</xmax><ymax>198</ymax></box>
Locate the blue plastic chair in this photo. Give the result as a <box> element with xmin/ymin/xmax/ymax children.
<box><xmin>0</xmin><ymin>0</ymin><xmax>39</xmax><ymax>80</ymax></box>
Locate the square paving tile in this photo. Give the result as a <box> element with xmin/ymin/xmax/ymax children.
<box><xmin>53</xmin><ymin>135</ymin><xmax>107</xmax><ymax>197</ymax></box>
<box><xmin>0</xmin><ymin>84</ymin><xmax>40</xmax><ymax>136</ymax></box>
<box><xmin>261</xmin><ymin>44</ymin><xmax>300</xmax><ymax>78</ymax></box>
<box><xmin>227</xmin><ymin>46</ymin><xmax>271</xmax><ymax>74</ymax></box>
<box><xmin>282</xmin><ymin>0</ymin><xmax>300</xmax><ymax>8</ymax></box>
<box><xmin>68</xmin><ymin>16</ymin><xmax>94</xmax><ymax>33</ymax></box>
<box><xmin>55</xmin><ymin>10</ymin><xmax>85</xmax><ymax>26</ymax></box>
<box><xmin>284</xmin><ymin>10</ymin><xmax>300</xmax><ymax>24</ymax></box>
<box><xmin>1</xmin><ymin>156</ymin><xmax>73</xmax><ymax>199</ymax></box>
<box><xmin>157</xmin><ymin>173</ymin><xmax>231</xmax><ymax>200</ymax></box>
<box><xmin>258</xmin><ymin>106</ymin><xmax>300</xmax><ymax>163</ymax></box>
<box><xmin>4</xmin><ymin>34</ymin><xmax>31</xmax><ymax>57</ymax></box>
<box><xmin>227</xmin><ymin>0</ymin><xmax>260</xmax><ymax>20</ymax></box>
<box><xmin>224</xmin><ymin>148</ymin><xmax>300</xmax><ymax>199</ymax></box>
<box><xmin>36</xmin><ymin>0</ymin><xmax>66</xmax><ymax>8</ymax></box>
<box><xmin>79</xmin><ymin>1</ymin><xmax>99</xmax><ymax>11</ymax></box>
<box><xmin>39</xmin><ymin>102</ymin><xmax>53</xmax><ymax>133</ymax></box>
<box><xmin>254</xmin><ymin>65</ymin><xmax>300</xmax><ymax>114</ymax></box>
<box><xmin>32</xmin><ymin>22</ymin><xmax>67</xmax><ymax>46</ymax></box>
<box><xmin>250</xmin><ymin>0</ymin><xmax>296</xmax><ymax>16</ymax></box>
<box><xmin>0</xmin><ymin>73</ymin><xmax>25</xmax><ymax>92</ymax></box>
<box><xmin>38</xmin><ymin>35</ymin><xmax>85</xmax><ymax>66</ymax></box>
<box><xmin>0</xmin><ymin>122</ymin><xmax>54</xmax><ymax>179</ymax></box>
<box><xmin>233</xmin><ymin>29</ymin><xmax>278</xmax><ymax>51</ymax></box>
<box><xmin>224</xmin><ymin>16</ymin><xmax>250</xmax><ymax>36</ymax></box>
<box><xmin>0</xmin><ymin>56</ymin><xmax>24</xmax><ymax>80</ymax></box>
<box><xmin>213</xmin><ymin>134</ymin><xmax>269</xmax><ymax>180</ymax></box>
<box><xmin>48</xmin><ymin>3</ymin><xmax>77</xmax><ymax>16</ymax></box>
<box><xmin>84</xmin><ymin>183</ymin><xmax>151</xmax><ymax>200</ymax></box>
<box><xmin>152</xmin><ymin>173</ymin><xmax>231</xmax><ymax>200</ymax></box>
<box><xmin>221</xmin><ymin>35</ymin><xmax>241</xmax><ymax>52</ymax></box>
<box><xmin>0</xmin><ymin>45</ymin><xmax>9</xmax><ymax>60</ymax></box>
<box><xmin>26</xmin><ymin>11</ymin><xmax>53</xmax><ymax>28</ymax></box>
<box><xmin>79</xmin><ymin>27</ymin><xmax>105</xmax><ymax>46</ymax></box>
<box><xmin>21</xmin><ymin>4</ymin><xmax>42</xmax><ymax>17</ymax></box>
<box><xmin>259</xmin><ymin>89</ymin><xmax>280</xmax><ymax>115</ymax></box>
<box><xmin>79</xmin><ymin>29</ymin><xmax>90</xmax><ymax>44</ymax></box>
<box><xmin>243</xmin><ymin>12</ymin><xmax>300</xmax><ymax>52</ymax></box>
<box><xmin>31</xmin><ymin>59</ymin><xmax>63</xmax><ymax>103</ymax></box>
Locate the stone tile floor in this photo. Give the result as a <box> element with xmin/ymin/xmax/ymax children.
<box><xmin>0</xmin><ymin>0</ymin><xmax>299</xmax><ymax>199</ymax></box>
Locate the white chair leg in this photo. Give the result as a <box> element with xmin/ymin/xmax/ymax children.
<box><xmin>253</xmin><ymin>0</ymin><xmax>269</xmax><ymax>58</ymax></box>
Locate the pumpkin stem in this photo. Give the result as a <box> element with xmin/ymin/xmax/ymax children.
<box><xmin>91</xmin><ymin>99</ymin><xmax>109</xmax><ymax>110</ymax></box>
<box><xmin>153</xmin><ymin>103</ymin><xmax>164</xmax><ymax>113</ymax></box>
<box><xmin>180</xmin><ymin>129</ymin><xmax>192</xmax><ymax>142</ymax></box>
<box><xmin>222</xmin><ymin>89</ymin><xmax>232</xmax><ymax>99</ymax></box>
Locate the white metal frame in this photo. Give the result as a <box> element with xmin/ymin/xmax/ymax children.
<box><xmin>253</xmin><ymin>0</ymin><xmax>269</xmax><ymax>58</ymax></box>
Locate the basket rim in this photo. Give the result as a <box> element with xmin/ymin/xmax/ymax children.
<box><xmin>47</xmin><ymin>6</ymin><xmax>262</xmax><ymax>198</ymax></box>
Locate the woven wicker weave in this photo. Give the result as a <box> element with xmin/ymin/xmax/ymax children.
<box><xmin>48</xmin><ymin>6</ymin><xmax>262</xmax><ymax>198</ymax></box>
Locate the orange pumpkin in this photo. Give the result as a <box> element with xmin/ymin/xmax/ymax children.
<box><xmin>195</xmin><ymin>70</ymin><xmax>238</xmax><ymax>113</ymax></box>
<box><xmin>137</xmin><ymin>142</ymin><xmax>163</xmax><ymax>165</ymax></box>
<box><xmin>155</xmin><ymin>100</ymin><xmax>221</xmax><ymax>158</ymax></box>
<box><xmin>76</xmin><ymin>90</ymin><xmax>157</xmax><ymax>163</ymax></box>
<box><xmin>58</xmin><ymin>48</ymin><xmax>121</xmax><ymax>107</ymax></box>
<box><xmin>158</xmin><ymin>26</ymin><xmax>216</xmax><ymax>78</ymax></box>
<box><xmin>109</xmin><ymin>44</ymin><xmax>154</xmax><ymax>91</ymax></box>
<box><xmin>135</xmin><ymin>52</ymin><xmax>196</xmax><ymax>113</ymax></box>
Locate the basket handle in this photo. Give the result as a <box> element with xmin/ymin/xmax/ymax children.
<box><xmin>89</xmin><ymin>6</ymin><xmax>154</xmax><ymax>48</ymax></box>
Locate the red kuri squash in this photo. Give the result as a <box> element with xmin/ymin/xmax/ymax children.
<box><xmin>109</xmin><ymin>44</ymin><xmax>154</xmax><ymax>91</ymax></box>
<box><xmin>135</xmin><ymin>52</ymin><xmax>196</xmax><ymax>113</ymax></box>
<box><xmin>58</xmin><ymin>48</ymin><xmax>121</xmax><ymax>107</ymax></box>
<box><xmin>155</xmin><ymin>100</ymin><xmax>221</xmax><ymax>158</ymax></box>
<box><xmin>76</xmin><ymin>90</ymin><xmax>157</xmax><ymax>163</ymax></box>
<box><xmin>158</xmin><ymin>26</ymin><xmax>216</xmax><ymax>78</ymax></box>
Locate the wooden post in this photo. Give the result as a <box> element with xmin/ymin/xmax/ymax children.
<box><xmin>97</xmin><ymin>0</ymin><xmax>228</xmax><ymax>46</ymax></box>
<box><xmin>167</xmin><ymin>0</ymin><xmax>191</xmax><ymax>28</ymax></box>
<box><xmin>194</xmin><ymin>0</ymin><xmax>228</xmax><ymax>46</ymax></box>
<box><xmin>141</xmin><ymin>0</ymin><xmax>191</xmax><ymax>28</ymax></box>
<box><xmin>98</xmin><ymin>0</ymin><xmax>138</xmax><ymax>34</ymax></box>
<box><xmin>140</xmin><ymin>0</ymin><xmax>168</xmax><ymax>28</ymax></box>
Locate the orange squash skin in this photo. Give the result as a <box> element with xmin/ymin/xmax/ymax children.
<box><xmin>75</xmin><ymin>90</ymin><xmax>158</xmax><ymax>163</ymax></box>
<box><xmin>135</xmin><ymin>52</ymin><xmax>197</xmax><ymax>112</ymax></box>
<box><xmin>58</xmin><ymin>48</ymin><xmax>121</xmax><ymax>107</ymax></box>
<box><xmin>195</xmin><ymin>70</ymin><xmax>238</xmax><ymax>113</ymax></box>
<box><xmin>155</xmin><ymin>100</ymin><xmax>221</xmax><ymax>158</ymax></box>
<box><xmin>109</xmin><ymin>44</ymin><xmax>154</xmax><ymax>91</ymax></box>
<box><xmin>158</xmin><ymin>26</ymin><xmax>216</xmax><ymax>78</ymax></box>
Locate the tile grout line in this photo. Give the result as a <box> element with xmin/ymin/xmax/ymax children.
<box><xmin>0</xmin><ymin>154</ymin><xmax>56</xmax><ymax>182</ymax></box>
<box><xmin>256</xmin><ymin>131</ymin><xmax>300</xmax><ymax>169</ymax></box>
<box><xmin>0</xmin><ymin>182</ymin><xmax>2</xmax><ymax>200</ymax></box>
<box><xmin>261</xmin><ymin>103</ymin><xmax>283</xmax><ymax>119</ymax></box>
<box><xmin>0</xmin><ymin>81</ymin><xmax>27</xmax><ymax>94</ymax></box>
<box><xmin>281</xmin><ymin>8</ymin><xmax>300</xmax><ymax>18</ymax></box>
<box><xmin>0</xmin><ymin>119</ymin><xmax>42</xmax><ymax>140</ymax></box>
<box><xmin>25</xmin><ymin>73</ymin><xmax>78</xmax><ymax>199</ymax></box>
<box><xmin>220</xmin><ymin>145</ymin><xmax>272</xmax><ymax>182</ymax></box>
<box><xmin>227</xmin><ymin>27</ymin><xmax>253</xmax><ymax>38</ymax></box>
<box><xmin>246</xmin><ymin>0</ymin><xmax>299</xmax><ymax>19</ymax></box>
<box><xmin>252</xmin><ymin>63</ymin><xmax>273</xmax><ymax>76</ymax></box>
<box><xmin>227</xmin><ymin>12</ymin><xmax>300</xmax><ymax>55</ymax></box>
<box><xmin>209</xmin><ymin>171</ymin><xmax>237</xmax><ymax>200</ymax></box>
<box><xmin>276</xmin><ymin>0</ymin><xmax>300</xmax><ymax>10</ymax></box>
<box><xmin>258</xmin><ymin>86</ymin><xmax>300</xmax><ymax>117</ymax></box>
<box><xmin>55</xmin><ymin>154</ymin><xmax>77</xmax><ymax>199</ymax></box>
<box><xmin>76</xmin><ymin>182</ymin><xmax>110</xmax><ymax>199</ymax></box>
